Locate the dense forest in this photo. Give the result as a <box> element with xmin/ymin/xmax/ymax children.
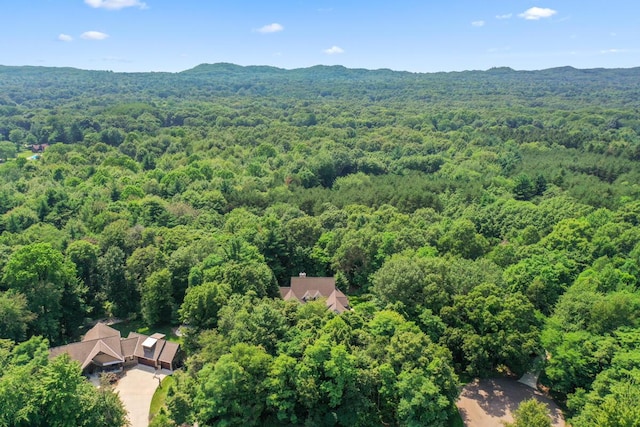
<box><xmin>1</xmin><ymin>63</ymin><xmax>640</xmax><ymax>426</ymax></box>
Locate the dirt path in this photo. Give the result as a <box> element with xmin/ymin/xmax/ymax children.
<box><xmin>456</xmin><ymin>378</ymin><xmax>565</xmax><ymax>427</ymax></box>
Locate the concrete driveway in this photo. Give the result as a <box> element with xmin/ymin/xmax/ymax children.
<box><xmin>114</xmin><ymin>365</ymin><xmax>170</xmax><ymax>427</ymax></box>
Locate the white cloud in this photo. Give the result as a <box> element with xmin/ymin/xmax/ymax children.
<box><xmin>472</xmin><ymin>20</ymin><xmax>485</xmax><ymax>27</ymax></box>
<box><xmin>519</xmin><ymin>7</ymin><xmax>557</xmax><ymax>20</ymax></box>
<box><xmin>256</xmin><ymin>23</ymin><xmax>284</xmax><ymax>34</ymax></box>
<box><xmin>81</xmin><ymin>31</ymin><xmax>110</xmax><ymax>40</ymax></box>
<box><xmin>85</xmin><ymin>0</ymin><xmax>147</xmax><ymax>10</ymax></box>
<box><xmin>58</xmin><ymin>34</ymin><xmax>73</xmax><ymax>42</ymax></box>
<box><xmin>323</xmin><ymin>46</ymin><xmax>344</xmax><ymax>55</ymax></box>
<box><xmin>496</xmin><ymin>13</ymin><xmax>512</xmax><ymax>19</ymax></box>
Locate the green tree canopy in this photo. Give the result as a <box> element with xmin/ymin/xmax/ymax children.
<box><xmin>1</xmin><ymin>243</ymin><xmax>86</xmax><ymax>343</ymax></box>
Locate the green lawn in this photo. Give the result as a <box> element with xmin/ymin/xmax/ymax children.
<box><xmin>149</xmin><ymin>375</ymin><xmax>176</xmax><ymax>421</ymax></box>
<box><xmin>110</xmin><ymin>320</ymin><xmax>181</xmax><ymax>343</ymax></box>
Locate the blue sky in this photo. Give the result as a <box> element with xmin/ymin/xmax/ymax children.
<box><xmin>2</xmin><ymin>0</ymin><xmax>638</xmax><ymax>72</ymax></box>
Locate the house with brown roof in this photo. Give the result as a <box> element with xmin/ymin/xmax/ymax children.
<box><xmin>29</xmin><ymin>144</ymin><xmax>49</xmax><ymax>153</ymax></box>
<box><xmin>49</xmin><ymin>323</ymin><xmax>181</xmax><ymax>374</ymax></box>
<box><xmin>280</xmin><ymin>273</ymin><xmax>351</xmax><ymax>314</ymax></box>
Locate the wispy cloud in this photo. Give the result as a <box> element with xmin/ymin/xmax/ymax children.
<box><xmin>496</xmin><ymin>13</ymin><xmax>512</xmax><ymax>19</ymax></box>
<box><xmin>58</xmin><ymin>34</ymin><xmax>73</xmax><ymax>42</ymax></box>
<box><xmin>519</xmin><ymin>7</ymin><xmax>557</xmax><ymax>20</ymax></box>
<box><xmin>472</xmin><ymin>20</ymin><xmax>485</xmax><ymax>27</ymax></box>
<box><xmin>255</xmin><ymin>23</ymin><xmax>284</xmax><ymax>34</ymax></box>
<box><xmin>600</xmin><ymin>48</ymin><xmax>626</xmax><ymax>54</ymax></box>
<box><xmin>323</xmin><ymin>46</ymin><xmax>344</xmax><ymax>55</ymax></box>
<box><xmin>85</xmin><ymin>0</ymin><xmax>147</xmax><ymax>10</ymax></box>
<box><xmin>81</xmin><ymin>31</ymin><xmax>110</xmax><ymax>40</ymax></box>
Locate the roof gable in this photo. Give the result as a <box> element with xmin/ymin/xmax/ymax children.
<box><xmin>290</xmin><ymin>276</ymin><xmax>336</xmax><ymax>298</ymax></box>
<box><xmin>281</xmin><ymin>276</ymin><xmax>350</xmax><ymax>313</ymax></box>
<box><xmin>158</xmin><ymin>341</ymin><xmax>180</xmax><ymax>364</ymax></box>
<box><xmin>82</xmin><ymin>340</ymin><xmax>124</xmax><ymax>369</ymax></box>
<box><xmin>83</xmin><ymin>323</ymin><xmax>121</xmax><ymax>342</ymax></box>
<box><xmin>50</xmin><ymin>335</ymin><xmax>124</xmax><ymax>370</ymax></box>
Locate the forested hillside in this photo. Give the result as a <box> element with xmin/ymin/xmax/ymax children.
<box><xmin>1</xmin><ymin>64</ymin><xmax>640</xmax><ymax>426</ymax></box>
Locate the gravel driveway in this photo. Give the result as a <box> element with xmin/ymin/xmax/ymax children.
<box><xmin>114</xmin><ymin>365</ymin><xmax>169</xmax><ymax>427</ymax></box>
<box><xmin>456</xmin><ymin>377</ymin><xmax>565</xmax><ymax>427</ymax></box>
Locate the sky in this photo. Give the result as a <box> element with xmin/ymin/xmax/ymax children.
<box><xmin>1</xmin><ymin>0</ymin><xmax>638</xmax><ymax>73</ymax></box>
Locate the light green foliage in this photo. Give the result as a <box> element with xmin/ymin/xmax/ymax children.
<box><xmin>194</xmin><ymin>343</ymin><xmax>272</xmax><ymax>426</ymax></box>
<box><xmin>217</xmin><ymin>295</ymin><xmax>289</xmax><ymax>355</ymax></box>
<box><xmin>179</xmin><ymin>281</ymin><xmax>231</xmax><ymax>330</ymax></box>
<box><xmin>503</xmin><ymin>399</ymin><xmax>552</xmax><ymax>427</ymax></box>
<box><xmin>438</xmin><ymin>218</ymin><xmax>488</xmax><ymax>259</ymax></box>
<box><xmin>503</xmin><ymin>251</ymin><xmax>577</xmax><ymax>314</ymax></box>
<box><xmin>542</xmin><ymin>255</ymin><xmax>640</xmax><ymax>403</ymax></box>
<box><xmin>0</xmin><ymin>141</ymin><xmax>17</xmax><ymax>160</ymax></box>
<box><xmin>571</xmin><ymin>375</ymin><xmax>640</xmax><ymax>427</ymax></box>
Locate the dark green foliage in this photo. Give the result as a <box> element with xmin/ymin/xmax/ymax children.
<box><xmin>184</xmin><ymin>303</ymin><xmax>459</xmax><ymax>427</ymax></box>
<box><xmin>441</xmin><ymin>283</ymin><xmax>541</xmax><ymax>376</ymax></box>
<box><xmin>0</xmin><ymin>290</ymin><xmax>34</xmax><ymax>341</ymax></box>
<box><xmin>1</xmin><ymin>243</ymin><xmax>85</xmax><ymax>344</ymax></box>
<box><xmin>141</xmin><ymin>269</ymin><xmax>175</xmax><ymax>326</ymax></box>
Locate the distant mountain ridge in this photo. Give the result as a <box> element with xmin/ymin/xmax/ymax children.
<box><xmin>1</xmin><ymin>63</ymin><xmax>639</xmax><ymax>108</ymax></box>
<box><xmin>2</xmin><ymin>62</ymin><xmax>638</xmax><ymax>78</ymax></box>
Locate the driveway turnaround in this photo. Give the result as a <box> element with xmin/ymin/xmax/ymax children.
<box><xmin>456</xmin><ymin>377</ymin><xmax>565</xmax><ymax>427</ymax></box>
<box><xmin>114</xmin><ymin>365</ymin><xmax>169</xmax><ymax>427</ymax></box>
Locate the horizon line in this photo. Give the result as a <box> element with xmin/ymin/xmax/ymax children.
<box><xmin>2</xmin><ymin>62</ymin><xmax>639</xmax><ymax>75</ymax></box>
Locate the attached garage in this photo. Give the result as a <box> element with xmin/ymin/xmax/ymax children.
<box><xmin>138</xmin><ymin>357</ymin><xmax>157</xmax><ymax>368</ymax></box>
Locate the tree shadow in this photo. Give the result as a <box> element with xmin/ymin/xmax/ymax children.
<box><xmin>458</xmin><ymin>377</ymin><xmax>565</xmax><ymax>426</ymax></box>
